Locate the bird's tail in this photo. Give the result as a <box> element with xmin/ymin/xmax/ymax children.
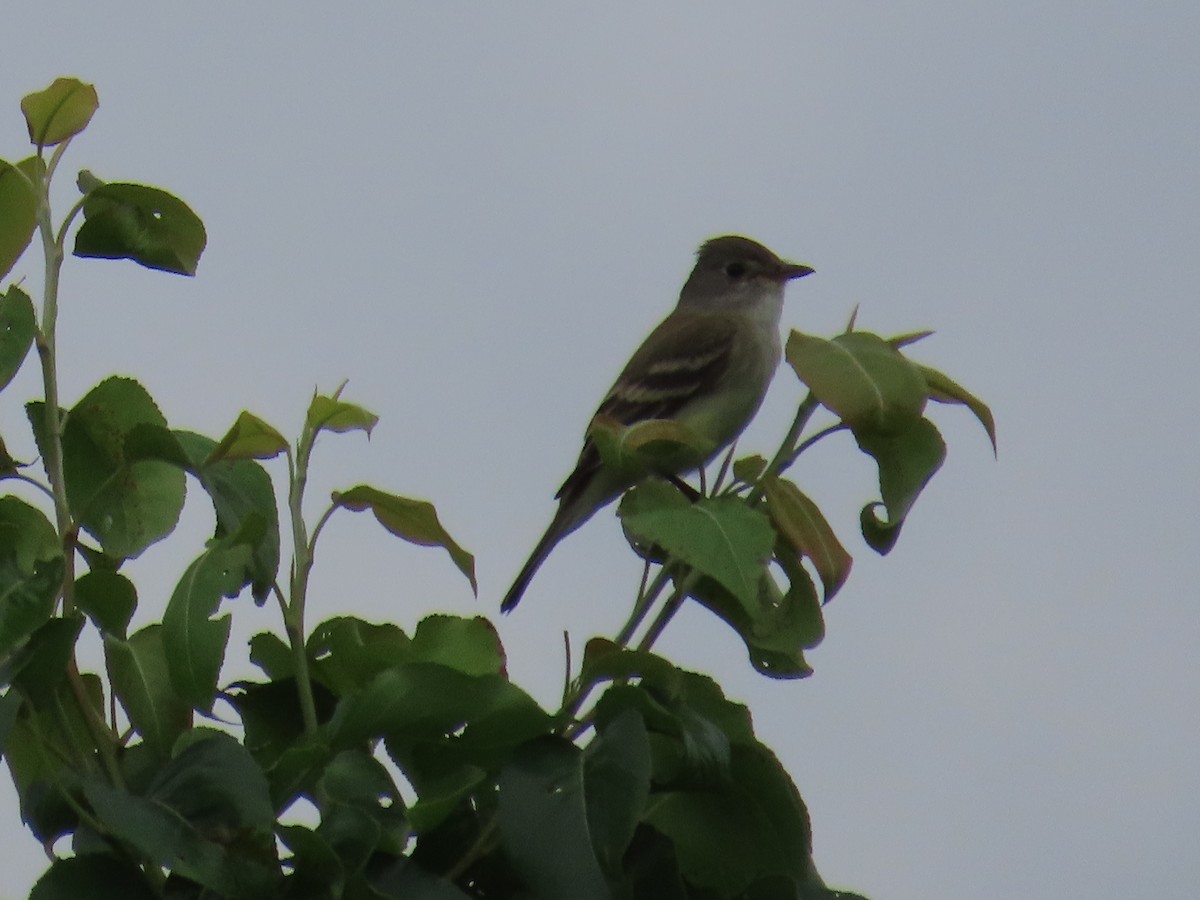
<box><xmin>500</xmin><ymin>517</ymin><xmax>565</xmax><ymax>613</ymax></box>
<box><xmin>501</xmin><ymin>495</ymin><xmax>601</xmax><ymax>613</ymax></box>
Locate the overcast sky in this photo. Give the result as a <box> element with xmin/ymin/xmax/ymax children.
<box><xmin>3</xmin><ymin>4</ymin><xmax>1198</xmax><ymax>898</ymax></box>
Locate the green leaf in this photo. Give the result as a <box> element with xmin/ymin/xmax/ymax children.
<box><xmin>265</xmin><ymin>741</ymin><xmax>333</xmax><ymax>813</ymax></box>
<box><xmin>410</xmin><ymin>614</ymin><xmax>504</xmax><ymax>676</ymax></box>
<box><xmin>105</xmin><ymin>625</ymin><xmax>191</xmax><ymax>757</ymax></box>
<box><xmin>75</xmin><ymin>570</ymin><xmax>136</xmax><ymax>637</ymax></box>
<box><xmin>249</xmin><ymin>631</ymin><xmax>294</xmax><ymax>680</ymax></box>
<box><xmin>593</xmin><ymin>673</ymin><xmax>752</xmax><ymax>782</ymax></box>
<box><xmin>919</xmin><ymin>363</ymin><xmax>997</xmax><ymax>455</ymax></box>
<box><xmin>207</xmin><ymin>411</ymin><xmax>289</xmax><ymax>464</ymax></box>
<box><xmin>74</xmin><ymin>179</ymin><xmax>206</xmax><ymax>275</ymax></box>
<box><xmin>31</xmin><ymin>855</ymin><xmax>158</xmax><ymax>900</ymax></box>
<box><xmin>645</xmin><ymin>744</ymin><xmax>814</xmax><ymax>897</ymax></box>
<box><xmin>317</xmin><ymin>750</ymin><xmax>408</xmax><ymax>853</ymax></box>
<box><xmin>580</xmin><ymin>639</ymin><xmax>684</xmax><ymax>694</ymax></box>
<box><xmin>588</xmin><ymin>415</ymin><xmax>715</xmax><ymax>481</ymax></box>
<box><xmin>0</xmin><ymin>161</ymin><xmax>41</xmax><ymax>282</ymax></box>
<box><xmin>316</xmin><ymin>802</ymin><xmax>380</xmax><ymax>880</ymax></box>
<box><xmin>320</xmin><ymin>748</ymin><xmax>402</xmax><ymax>811</ymax></box>
<box><xmin>686</xmin><ymin>566</ymin><xmax>821</xmax><ymax>680</ymax></box>
<box><xmin>2</xmin><ymin>615</ymin><xmax>83</xmax><ymax>708</ymax></box>
<box><xmin>889</xmin><ymin>329</ymin><xmax>935</xmax><ymax>349</ymax></box>
<box><xmin>0</xmin><ymin>688</ymin><xmax>21</xmax><ymax>756</ymax></box>
<box><xmin>497</xmin><ymin>738</ymin><xmax>611</xmax><ymax>900</ymax></box>
<box><xmin>365</xmin><ymin>854</ymin><xmax>477</xmax><ymax>899</ymax></box>
<box><xmin>0</xmin><ymin>434</ymin><xmax>24</xmax><ymax>478</ymax></box>
<box><xmin>0</xmin><ymin>285</ymin><xmax>35</xmax><ymax>394</ymax></box>
<box><xmin>786</xmin><ymin>330</ymin><xmax>927</xmax><ymax>433</ymax></box>
<box><xmin>306</xmin><ymin>393</ymin><xmax>378</xmax><ymax>437</ymax></box>
<box><xmin>147</xmin><ymin>731</ymin><xmax>275</xmax><ymax>834</ymax></box>
<box><xmin>0</xmin><ymin>496</ymin><xmax>64</xmax><ymax>655</ymax></box>
<box><xmin>225</xmin><ymin>679</ymin><xmax>325</xmax><ymax>773</ymax></box>
<box><xmin>62</xmin><ymin>376</ymin><xmax>186</xmax><ymax>560</ymax></box>
<box><xmin>583</xmin><ymin>708</ymin><xmax>651</xmax><ymax>874</ymax></box>
<box><xmin>330</xmin><ymin>663</ymin><xmax>551</xmax><ymax>758</ymax></box>
<box><xmin>82</xmin><ymin>779</ymin><xmax>276</xmax><ymax>896</ymax></box>
<box><xmin>163</xmin><ymin>539</ymin><xmax>250</xmax><ymax>711</ymax></box>
<box><xmin>762</xmin><ymin>477</ymin><xmax>852</xmax><ymax>602</ymax></box>
<box><xmin>330</xmin><ymin>665</ymin><xmax>551</xmax><ymax>809</ymax></box>
<box><xmin>732</xmin><ymin>454</ymin><xmax>769</xmax><ymax>485</ymax></box>
<box><xmin>278</xmin><ymin>825</ymin><xmax>343</xmax><ymax>894</ymax></box>
<box><xmin>176</xmin><ymin>431</ymin><xmax>280</xmax><ymax>603</ymax></box>
<box><xmin>21</xmin><ymin>78</ymin><xmax>98</xmax><ymax>147</ymax></box>
<box><xmin>122</xmin><ymin>422</ymin><xmax>194</xmax><ymax>468</ymax></box>
<box><xmin>5</xmin><ymin>675</ymin><xmax>103</xmax><ymax>842</ymax></box>
<box><xmin>618</xmin><ymin>481</ymin><xmax>775</xmax><ymax>612</ymax></box>
<box><xmin>333</xmin><ymin>485</ymin><xmax>476</xmax><ymax>594</ymax></box>
<box><xmin>307</xmin><ymin>616</ymin><xmax>412</xmax><ymax>694</ymax></box>
<box><xmin>405</xmin><ymin>763</ymin><xmax>488</xmax><ymax>833</ymax></box>
<box><xmin>857</xmin><ymin>417</ymin><xmax>946</xmax><ymax>554</ymax></box>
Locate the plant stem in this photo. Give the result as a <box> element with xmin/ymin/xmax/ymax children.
<box><xmin>634</xmin><ymin>569</ymin><xmax>699</xmax><ymax>653</ymax></box>
<box><xmin>747</xmin><ymin>392</ymin><xmax>820</xmax><ymax>505</ymax></box>
<box><xmin>285</xmin><ymin>443</ymin><xmax>320</xmax><ymax>736</ymax></box>
<box><xmin>33</xmin><ymin>161</ymin><xmax>75</xmax><ymax>612</ymax></box>
<box><xmin>613</xmin><ymin>565</ymin><xmax>671</xmax><ymax>648</ymax></box>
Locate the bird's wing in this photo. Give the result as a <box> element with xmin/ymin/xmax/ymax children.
<box><xmin>555</xmin><ymin>312</ymin><xmax>735</xmax><ymax>502</ymax></box>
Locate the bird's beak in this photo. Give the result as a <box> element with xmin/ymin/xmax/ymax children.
<box><xmin>782</xmin><ymin>261</ymin><xmax>815</xmax><ymax>280</ymax></box>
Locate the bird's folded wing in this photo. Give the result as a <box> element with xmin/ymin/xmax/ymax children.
<box><xmin>555</xmin><ymin>312</ymin><xmax>735</xmax><ymax>501</ymax></box>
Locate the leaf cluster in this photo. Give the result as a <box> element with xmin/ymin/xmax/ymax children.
<box><xmin>0</xmin><ymin>79</ymin><xmax>989</xmax><ymax>900</ymax></box>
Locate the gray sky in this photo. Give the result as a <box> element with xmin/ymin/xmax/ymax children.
<box><xmin>4</xmin><ymin>4</ymin><xmax>1198</xmax><ymax>898</ymax></box>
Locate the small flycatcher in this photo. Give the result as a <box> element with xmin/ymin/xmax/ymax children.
<box><xmin>501</xmin><ymin>235</ymin><xmax>813</xmax><ymax>612</ymax></box>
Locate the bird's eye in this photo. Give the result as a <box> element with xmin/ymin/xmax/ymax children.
<box><xmin>724</xmin><ymin>261</ymin><xmax>747</xmax><ymax>279</ymax></box>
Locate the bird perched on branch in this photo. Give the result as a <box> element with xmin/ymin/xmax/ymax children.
<box><xmin>501</xmin><ymin>235</ymin><xmax>813</xmax><ymax>613</ymax></box>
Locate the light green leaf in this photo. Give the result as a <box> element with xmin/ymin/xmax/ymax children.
<box><xmin>762</xmin><ymin>477</ymin><xmax>852</xmax><ymax>602</ymax></box>
<box><xmin>919</xmin><ymin>363</ymin><xmax>997</xmax><ymax>455</ymax></box>
<box><xmin>732</xmin><ymin>454</ymin><xmax>768</xmax><ymax>485</ymax></box>
<box><xmin>333</xmin><ymin>485</ymin><xmax>476</xmax><ymax>594</ymax></box>
<box><xmin>0</xmin><ymin>159</ymin><xmax>42</xmax><ymax>281</ymax></box>
<box><xmin>21</xmin><ymin>78</ymin><xmax>98</xmax><ymax>147</ymax></box>
<box><xmin>618</xmin><ymin>481</ymin><xmax>775</xmax><ymax>611</ymax></box>
<box><xmin>410</xmin><ymin>614</ymin><xmax>504</xmax><ymax>677</ymax></box>
<box><xmin>305</xmin><ymin>394</ymin><xmax>378</xmax><ymax>437</ymax></box>
<box><xmin>786</xmin><ymin>330</ymin><xmax>927</xmax><ymax>433</ymax></box>
<box><xmin>74</xmin><ymin>180</ymin><xmax>206</xmax><ymax>276</ymax></box>
<box><xmin>206</xmin><ymin>410</ymin><xmax>289</xmax><ymax>464</ymax></box>
<box><xmin>588</xmin><ymin>414</ymin><xmax>714</xmax><ymax>482</ymax></box>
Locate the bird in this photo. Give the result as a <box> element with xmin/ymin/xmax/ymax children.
<box><xmin>501</xmin><ymin>235</ymin><xmax>813</xmax><ymax>612</ymax></box>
